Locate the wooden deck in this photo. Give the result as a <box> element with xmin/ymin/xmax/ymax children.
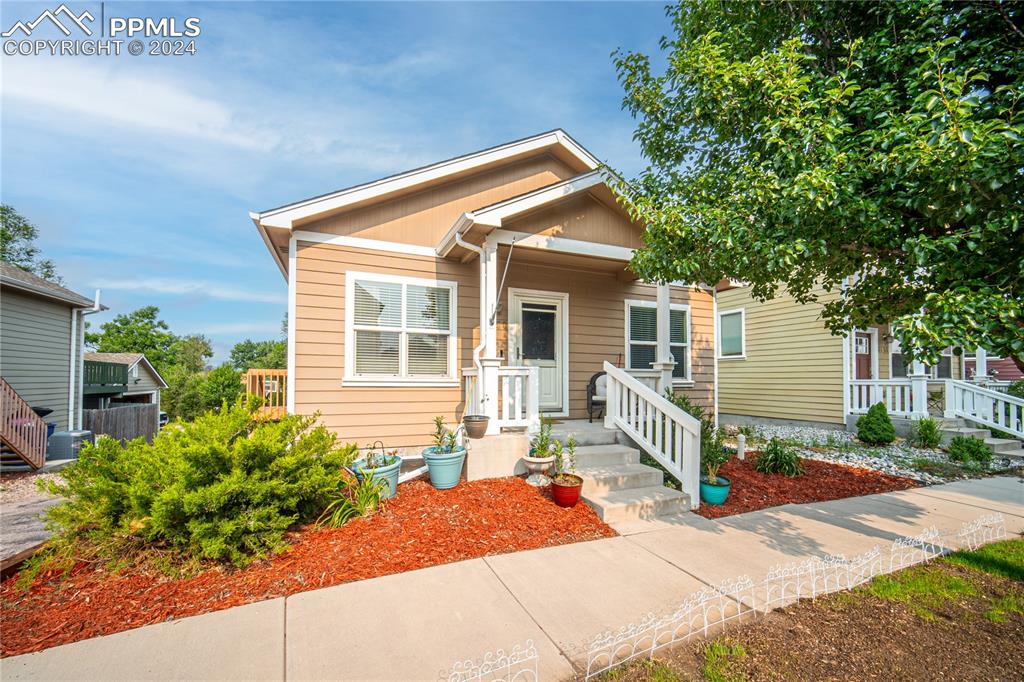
<box><xmin>243</xmin><ymin>369</ymin><xmax>287</xmax><ymax>419</ymax></box>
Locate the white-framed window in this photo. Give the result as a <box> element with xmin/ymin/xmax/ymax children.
<box><xmin>717</xmin><ymin>308</ymin><xmax>745</xmax><ymax>359</ymax></box>
<box><xmin>344</xmin><ymin>271</ymin><xmax>458</xmax><ymax>386</ymax></box>
<box><xmin>890</xmin><ymin>339</ymin><xmax>954</xmax><ymax>379</ymax></box>
<box><xmin>130</xmin><ymin>364</ymin><xmax>139</xmax><ymax>379</ymax></box>
<box><xmin>624</xmin><ymin>300</ymin><xmax>690</xmax><ymax>381</ymax></box>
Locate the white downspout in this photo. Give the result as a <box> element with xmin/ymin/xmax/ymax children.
<box><xmin>455</xmin><ymin>232</ymin><xmax>486</xmax><ymax>413</ymax></box>
<box><xmin>79</xmin><ymin>290</ymin><xmax>103</xmax><ymax>430</ymax></box>
<box><xmin>68</xmin><ymin>308</ymin><xmax>77</xmax><ymax>431</ymax></box>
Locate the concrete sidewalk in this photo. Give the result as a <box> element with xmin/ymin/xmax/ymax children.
<box><xmin>3</xmin><ymin>476</ymin><xmax>1021</xmax><ymax>681</ymax></box>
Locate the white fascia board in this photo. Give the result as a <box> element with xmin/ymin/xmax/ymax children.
<box><xmin>251</xmin><ymin>211</ymin><xmax>288</xmax><ymax>280</ymax></box>
<box><xmin>137</xmin><ymin>356</ymin><xmax>169</xmax><ymax>389</ymax></box>
<box><xmin>256</xmin><ymin>131</ymin><xmax>599</xmax><ymax>230</ymax></box>
<box><xmin>490</xmin><ymin>229</ymin><xmax>635</xmax><ymax>262</ymax></box>
<box><xmin>293</xmin><ymin>230</ymin><xmax>438</xmax><ymax>257</ymax></box>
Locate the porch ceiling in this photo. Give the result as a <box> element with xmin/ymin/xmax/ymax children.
<box><xmin>496</xmin><ymin>243</ymin><xmax>638</xmax><ymax>276</ymax></box>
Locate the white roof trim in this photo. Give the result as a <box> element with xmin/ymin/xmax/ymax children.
<box><xmin>131</xmin><ymin>355</ymin><xmax>169</xmax><ymax>389</ymax></box>
<box><xmin>253</xmin><ymin>130</ymin><xmax>599</xmax><ymax>230</ymax></box>
<box><xmin>436</xmin><ymin>170</ymin><xmax>606</xmax><ymax>256</ymax></box>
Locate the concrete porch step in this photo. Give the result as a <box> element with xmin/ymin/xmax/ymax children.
<box><xmin>572</xmin><ymin>444</ymin><xmax>640</xmax><ymax>467</ymax></box>
<box><xmin>550</xmin><ymin>421</ymin><xmax>619</xmax><ymax>447</ymax></box>
<box><xmin>997</xmin><ymin>448</ymin><xmax>1024</xmax><ymax>463</ymax></box>
<box><xmin>582</xmin><ymin>485</ymin><xmax>692</xmax><ymax>523</ymax></box>
<box><xmin>940</xmin><ymin>427</ymin><xmax>992</xmax><ymax>441</ymax></box>
<box><xmin>985</xmin><ymin>438</ymin><xmax>1023</xmax><ymax>454</ymax></box>
<box><xmin>576</xmin><ymin>462</ymin><xmax>663</xmax><ymax>495</ymax></box>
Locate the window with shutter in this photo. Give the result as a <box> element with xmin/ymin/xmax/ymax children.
<box><xmin>625</xmin><ymin>300</ymin><xmax>690</xmax><ymax>381</ymax></box>
<box><xmin>345</xmin><ymin>273</ymin><xmax>457</xmax><ymax>384</ymax></box>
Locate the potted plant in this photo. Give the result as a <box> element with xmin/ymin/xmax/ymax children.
<box><xmin>353</xmin><ymin>441</ymin><xmax>402</xmax><ymax>499</ymax></box>
<box><xmin>462</xmin><ymin>414</ymin><xmax>489</xmax><ymax>439</ymax></box>
<box><xmin>523</xmin><ymin>416</ymin><xmax>557</xmax><ymax>485</ymax></box>
<box><xmin>422</xmin><ymin>416</ymin><xmax>467</xmax><ymax>489</ymax></box>
<box><xmin>550</xmin><ymin>435</ymin><xmax>583</xmax><ymax>507</ymax></box>
<box><xmin>699</xmin><ymin>428</ymin><xmax>731</xmax><ymax>506</ymax></box>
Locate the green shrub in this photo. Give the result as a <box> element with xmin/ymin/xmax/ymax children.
<box><xmin>947</xmin><ymin>436</ymin><xmax>992</xmax><ymax>465</ymax></box>
<box><xmin>909</xmin><ymin>417</ymin><xmax>942</xmax><ymax>449</ymax></box>
<box><xmin>317</xmin><ymin>469</ymin><xmax>386</xmax><ymax>528</ymax></box>
<box><xmin>40</xmin><ymin>399</ymin><xmax>358</xmax><ymax>568</ymax></box>
<box><xmin>755</xmin><ymin>438</ymin><xmax>804</xmax><ymax>476</ymax></box>
<box><xmin>1007</xmin><ymin>379</ymin><xmax>1024</xmax><ymax>400</ymax></box>
<box><xmin>857</xmin><ymin>402</ymin><xmax>896</xmax><ymax>445</ymax></box>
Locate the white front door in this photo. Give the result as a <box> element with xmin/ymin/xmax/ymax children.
<box><xmin>510</xmin><ymin>290</ymin><xmax>566</xmax><ymax>414</ymax></box>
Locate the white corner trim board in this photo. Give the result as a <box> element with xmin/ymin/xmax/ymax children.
<box><xmin>292</xmin><ymin>231</ymin><xmax>438</xmax><ymax>258</ymax></box>
<box><xmin>286</xmin><ymin>233</ymin><xmax>297</xmax><ymax>413</ymax></box>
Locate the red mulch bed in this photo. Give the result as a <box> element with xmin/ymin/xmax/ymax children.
<box><xmin>695</xmin><ymin>456</ymin><xmax>919</xmax><ymax>519</ymax></box>
<box><xmin>0</xmin><ymin>477</ymin><xmax>614</xmax><ymax>657</ymax></box>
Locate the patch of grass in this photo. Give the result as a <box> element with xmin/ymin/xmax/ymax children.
<box><xmin>942</xmin><ymin>538</ymin><xmax>1024</xmax><ymax>582</ymax></box>
<box><xmin>866</xmin><ymin>565</ymin><xmax>978</xmax><ymax>621</ymax></box>
<box><xmin>701</xmin><ymin>639</ymin><xmax>747</xmax><ymax>682</ymax></box>
<box><xmin>908</xmin><ymin>456</ymin><xmax>983</xmax><ymax>479</ymax></box>
<box><xmin>986</xmin><ymin>592</ymin><xmax>1024</xmax><ymax>623</ymax></box>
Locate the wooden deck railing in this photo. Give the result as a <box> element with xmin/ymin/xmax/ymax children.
<box><xmin>82</xmin><ymin>360</ymin><xmax>129</xmax><ymax>394</ymax></box>
<box><xmin>243</xmin><ymin>369</ymin><xmax>287</xmax><ymax>419</ymax></box>
<box><xmin>0</xmin><ymin>378</ymin><xmax>47</xmax><ymax>469</ymax></box>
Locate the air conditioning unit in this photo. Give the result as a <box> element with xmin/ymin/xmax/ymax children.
<box><xmin>48</xmin><ymin>430</ymin><xmax>95</xmax><ymax>460</ymax></box>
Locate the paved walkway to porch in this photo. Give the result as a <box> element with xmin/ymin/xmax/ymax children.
<box><xmin>3</xmin><ymin>477</ymin><xmax>1022</xmax><ymax>681</ymax></box>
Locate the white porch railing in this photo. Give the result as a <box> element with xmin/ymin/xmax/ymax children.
<box><xmin>946</xmin><ymin>380</ymin><xmax>1024</xmax><ymax>439</ymax></box>
<box><xmin>849</xmin><ymin>379</ymin><xmax>919</xmax><ymax>417</ymax></box>
<box><xmin>462</xmin><ymin>366</ymin><xmax>540</xmax><ymax>432</ymax></box>
<box><xmin>602</xmin><ymin>362</ymin><xmax>701</xmax><ymax>509</ymax></box>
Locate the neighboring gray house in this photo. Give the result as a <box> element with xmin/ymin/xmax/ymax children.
<box><xmin>83</xmin><ymin>352</ymin><xmax>167</xmax><ymax>408</ymax></box>
<box><xmin>0</xmin><ymin>262</ymin><xmax>101</xmax><ymax>433</ymax></box>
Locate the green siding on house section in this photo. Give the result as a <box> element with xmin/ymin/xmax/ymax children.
<box><xmin>717</xmin><ymin>285</ymin><xmax>845</xmax><ymax>425</ymax></box>
<box><xmin>0</xmin><ymin>287</ymin><xmax>81</xmax><ymax>432</ymax></box>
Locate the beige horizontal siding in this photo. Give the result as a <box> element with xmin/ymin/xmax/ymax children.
<box><xmin>301</xmin><ymin>154</ymin><xmax>577</xmax><ymax>248</ymax></box>
<box><xmin>718</xmin><ymin>285</ymin><xmax>845</xmax><ymax>424</ymax></box>
<box><xmin>503</xmin><ymin>192</ymin><xmax>643</xmax><ymax>249</ymax></box>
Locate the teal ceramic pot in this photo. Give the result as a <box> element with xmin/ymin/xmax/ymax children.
<box><xmin>699</xmin><ymin>475</ymin><xmax>731</xmax><ymax>506</ymax></box>
<box><xmin>421</xmin><ymin>445</ymin><xmax>467</xmax><ymax>489</ymax></box>
<box><xmin>353</xmin><ymin>455</ymin><xmax>403</xmax><ymax>499</ymax></box>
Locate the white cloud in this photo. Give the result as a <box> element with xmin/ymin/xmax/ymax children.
<box><xmin>199</xmin><ymin>321</ymin><xmax>283</xmax><ymax>336</ymax></box>
<box><xmin>93</xmin><ymin>277</ymin><xmax>285</xmax><ymax>304</ymax></box>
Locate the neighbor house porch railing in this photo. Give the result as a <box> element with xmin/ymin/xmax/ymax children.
<box><xmin>946</xmin><ymin>380</ymin><xmax>1024</xmax><ymax>439</ymax></box>
<box><xmin>243</xmin><ymin>368</ymin><xmax>287</xmax><ymax>419</ymax></box>
<box><xmin>0</xmin><ymin>378</ymin><xmax>47</xmax><ymax>469</ymax></box>
<box><xmin>462</xmin><ymin>365</ymin><xmax>540</xmax><ymax>432</ymax></box>
<box><xmin>602</xmin><ymin>361</ymin><xmax>701</xmax><ymax>508</ymax></box>
<box><xmin>849</xmin><ymin>379</ymin><xmax>919</xmax><ymax>417</ymax></box>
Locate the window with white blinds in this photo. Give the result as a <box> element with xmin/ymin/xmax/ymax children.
<box><xmin>346</xmin><ymin>273</ymin><xmax>457</xmax><ymax>383</ymax></box>
<box><xmin>625</xmin><ymin>300</ymin><xmax>690</xmax><ymax>381</ymax></box>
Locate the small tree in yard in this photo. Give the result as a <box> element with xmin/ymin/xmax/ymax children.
<box><xmin>613</xmin><ymin>1</ymin><xmax>1024</xmax><ymax>369</ymax></box>
<box><xmin>858</xmin><ymin>403</ymin><xmax>897</xmax><ymax>445</ymax></box>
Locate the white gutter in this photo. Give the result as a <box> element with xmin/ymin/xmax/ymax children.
<box><xmin>68</xmin><ymin>290</ymin><xmax>103</xmax><ymax>431</ymax></box>
<box><xmin>455</xmin><ymin>231</ymin><xmax>486</xmax><ymax>413</ymax></box>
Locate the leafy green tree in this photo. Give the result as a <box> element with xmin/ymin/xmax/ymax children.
<box><xmin>613</xmin><ymin>0</ymin><xmax>1024</xmax><ymax>369</ymax></box>
<box><xmin>201</xmin><ymin>363</ymin><xmax>243</xmax><ymax>409</ymax></box>
<box><xmin>0</xmin><ymin>204</ymin><xmax>60</xmax><ymax>282</ymax></box>
<box><xmin>171</xmin><ymin>334</ymin><xmax>213</xmax><ymax>374</ymax></box>
<box><xmin>85</xmin><ymin>306</ymin><xmax>177</xmax><ymax>371</ymax></box>
<box><xmin>161</xmin><ymin>365</ymin><xmax>205</xmax><ymax>421</ymax></box>
<box><xmin>229</xmin><ymin>339</ymin><xmax>286</xmax><ymax>372</ymax></box>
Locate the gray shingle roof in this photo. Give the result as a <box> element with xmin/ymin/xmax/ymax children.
<box><xmin>0</xmin><ymin>261</ymin><xmax>95</xmax><ymax>307</ymax></box>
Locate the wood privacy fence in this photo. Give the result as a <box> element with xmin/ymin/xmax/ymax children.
<box><xmin>83</xmin><ymin>404</ymin><xmax>159</xmax><ymax>443</ymax></box>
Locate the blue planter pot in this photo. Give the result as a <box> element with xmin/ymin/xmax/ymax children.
<box><xmin>421</xmin><ymin>446</ymin><xmax>467</xmax><ymax>489</ymax></box>
<box><xmin>353</xmin><ymin>455</ymin><xmax>402</xmax><ymax>499</ymax></box>
<box><xmin>700</xmin><ymin>475</ymin><xmax>731</xmax><ymax>506</ymax></box>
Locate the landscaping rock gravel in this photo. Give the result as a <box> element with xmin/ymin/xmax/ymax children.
<box><xmin>725</xmin><ymin>423</ymin><xmax>985</xmax><ymax>485</ymax></box>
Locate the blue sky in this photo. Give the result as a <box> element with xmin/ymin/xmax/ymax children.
<box><xmin>1</xmin><ymin>1</ymin><xmax>669</xmax><ymax>362</ymax></box>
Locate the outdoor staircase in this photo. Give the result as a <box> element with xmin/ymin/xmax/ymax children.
<box><xmin>939</xmin><ymin>418</ymin><xmax>1024</xmax><ymax>464</ymax></box>
<box><xmin>551</xmin><ymin>421</ymin><xmax>691</xmax><ymax>523</ymax></box>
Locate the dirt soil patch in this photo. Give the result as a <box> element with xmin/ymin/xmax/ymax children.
<box><xmin>696</xmin><ymin>456</ymin><xmax>919</xmax><ymax>519</ymax></box>
<box><xmin>0</xmin><ymin>477</ymin><xmax>614</xmax><ymax>657</ymax></box>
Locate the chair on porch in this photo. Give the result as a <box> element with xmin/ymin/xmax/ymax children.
<box><xmin>587</xmin><ymin>371</ymin><xmax>607</xmax><ymax>422</ymax></box>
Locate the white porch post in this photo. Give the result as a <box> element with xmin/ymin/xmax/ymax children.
<box><xmin>974</xmin><ymin>347</ymin><xmax>988</xmax><ymax>382</ymax></box>
<box><xmin>652</xmin><ymin>283</ymin><xmax>676</xmax><ymax>394</ymax></box>
<box><xmin>909</xmin><ymin>358</ymin><xmax>930</xmax><ymax>418</ymax></box>
<box><xmin>481</xmin><ymin>238</ymin><xmax>501</xmax><ymax>434</ymax></box>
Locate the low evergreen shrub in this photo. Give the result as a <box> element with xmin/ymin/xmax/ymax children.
<box><xmin>755</xmin><ymin>438</ymin><xmax>804</xmax><ymax>476</ymax></box>
<box><xmin>947</xmin><ymin>436</ymin><xmax>992</xmax><ymax>465</ymax></box>
<box><xmin>910</xmin><ymin>417</ymin><xmax>942</xmax><ymax>449</ymax></box>
<box><xmin>857</xmin><ymin>402</ymin><xmax>896</xmax><ymax>445</ymax></box>
<box><xmin>38</xmin><ymin>399</ymin><xmax>358</xmax><ymax>569</ymax></box>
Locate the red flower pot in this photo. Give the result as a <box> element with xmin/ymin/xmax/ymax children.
<box><xmin>550</xmin><ymin>474</ymin><xmax>583</xmax><ymax>508</ymax></box>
